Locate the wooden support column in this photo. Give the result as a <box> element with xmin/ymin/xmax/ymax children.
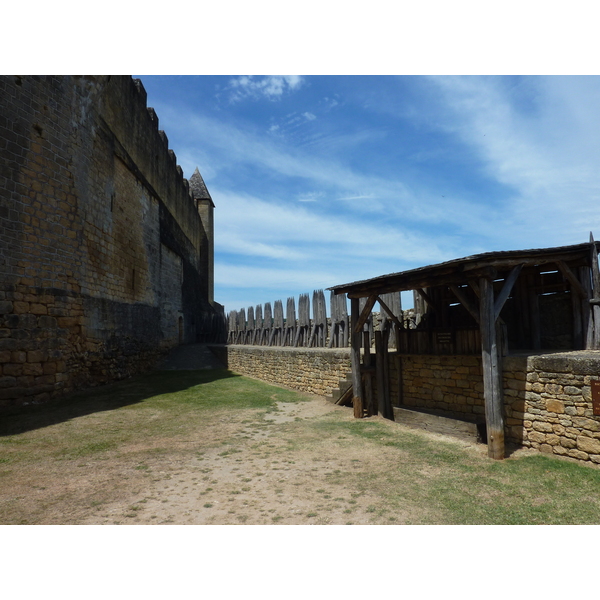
<box><xmin>375</xmin><ymin>330</ymin><xmax>393</xmax><ymax>420</ymax></box>
<box><xmin>363</xmin><ymin>331</ymin><xmax>375</xmax><ymax>416</ymax></box>
<box><xmin>479</xmin><ymin>276</ymin><xmax>505</xmax><ymax>460</ymax></box>
<box><xmin>350</xmin><ymin>298</ymin><xmax>364</xmax><ymax>418</ymax></box>
<box><xmin>590</xmin><ymin>234</ymin><xmax>600</xmax><ymax>349</ymax></box>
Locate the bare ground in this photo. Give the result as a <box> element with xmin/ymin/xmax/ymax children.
<box><xmin>1</xmin><ymin>390</ymin><xmax>503</xmax><ymax>525</ymax></box>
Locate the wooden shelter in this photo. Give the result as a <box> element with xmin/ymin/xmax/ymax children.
<box><xmin>329</xmin><ymin>237</ymin><xmax>600</xmax><ymax>459</ymax></box>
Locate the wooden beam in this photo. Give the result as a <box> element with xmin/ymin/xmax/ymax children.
<box><xmin>449</xmin><ymin>285</ymin><xmax>480</xmax><ymax>324</ymax></box>
<box><xmin>557</xmin><ymin>261</ymin><xmax>589</xmax><ymax>299</ymax></box>
<box><xmin>479</xmin><ymin>276</ymin><xmax>505</xmax><ymax>460</ymax></box>
<box><xmin>350</xmin><ymin>298</ymin><xmax>364</xmax><ymax>418</ymax></box>
<box><xmin>494</xmin><ymin>263</ymin><xmax>523</xmax><ymax>322</ymax></box>
<box><xmin>376</xmin><ymin>296</ymin><xmax>404</xmax><ymax>329</ymax></box>
<box><xmin>353</xmin><ymin>294</ymin><xmax>377</xmax><ymax>333</ymax></box>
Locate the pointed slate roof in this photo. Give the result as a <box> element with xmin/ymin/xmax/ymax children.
<box><xmin>189</xmin><ymin>167</ymin><xmax>214</xmax><ymax>206</ymax></box>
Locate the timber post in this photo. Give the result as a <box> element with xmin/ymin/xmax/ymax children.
<box><xmin>479</xmin><ymin>276</ymin><xmax>505</xmax><ymax>460</ymax></box>
<box><xmin>350</xmin><ymin>297</ymin><xmax>364</xmax><ymax>418</ymax></box>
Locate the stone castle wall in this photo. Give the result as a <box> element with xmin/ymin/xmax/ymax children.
<box><xmin>0</xmin><ymin>75</ymin><xmax>220</xmax><ymax>409</ymax></box>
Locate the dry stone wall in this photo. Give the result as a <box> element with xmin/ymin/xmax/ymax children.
<box><xmin>503</xmin><ymin>352</ymin><xmax>600</xmax><ymax>463</ymax></box>
<box><xmin>218</xmin><ymin>345</ymin><xmax>352</xmax><ymax>397</ymax></box>
<box><xmin>393</xmin><ymin>354</ymin><xmax>484</xmax><ymax>418</ymax></box>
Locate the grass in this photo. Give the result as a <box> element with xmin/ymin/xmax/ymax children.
<box><xmin>308</xmin><ymin>416</ymin><xmax>600</xmax><ymax>524</ymax></box>
<box><xmin>2</xmin><ymin>367</ymin><xmax>600</xmax><ymax>524</ymax></box>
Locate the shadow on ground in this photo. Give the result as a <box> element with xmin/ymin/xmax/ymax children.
<box><xmin>0</xmin><ymin>368</ymin><xmax>239</xmax><ymax>437</ymax></box>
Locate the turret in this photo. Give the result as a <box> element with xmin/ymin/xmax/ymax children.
<box><xmin>189</xmin><ymin>167</ymin><xmax>215</xmax><ymax>304</ymax></box>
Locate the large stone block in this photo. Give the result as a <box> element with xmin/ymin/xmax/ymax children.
<box><xmin>545</xmin><ymin>399</ymin><xmax>565</xmax><ymax>413</ymax></box>
<box><xmin>577</xmin><ymin>436</ymin><xmax>600</xmax><ymax>455</ymax></box>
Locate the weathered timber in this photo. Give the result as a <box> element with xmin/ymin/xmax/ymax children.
<box><xmin>557</xmin><ymin>260</ymin><xmax>588</xmax><ymax>299</ymax></box>
<box><xmin>479</xmin><ymin>276</ymin><xmax>505</xmax><ymax>460</ymax></box>
<box><xmin>354</xmin><ymin>295</ymin><xmax>377</xmax><ymax>333</ymax></box>
<box><xmin>590</xmin><ymin>233</ymin><xmax>600</xmax><ymax>349</ymax></box>
<box><xmin>308</xmin><ymin>289</ymin><xmax>327</xmax><ymax>347</ymax></box>
<box><xmin>449</xmin><ymin>284</ymin><xmax>480</xmax><ymax>324</ymax></box>
<box><xmin>527</xmin><ymin>272</ymin><xmax>541</xmax><ymax>350</ymax></box>
<box><xmin>282</xmin><ymin>297</ymin><xmax>297</xmax><ymax>346</ymax></box>
<box><xmin>294</xmin><ymin>293</ymin><xmax>311</xmax><ymax>347</ymax></box>
<box><xmin>416</xmin><ymin>288</ymin><xmax>439</xmax><ymax>314</ymax></box>
<box><xmin>395</xmin><ymin>354</ymin><xmax>403</xmax><ymax>408</ymax></box>
<box><xmin>392</xmin><ymin>407</ymin><xmax>485</xmax><ymax>443</ymax></box>
<box><xmin>494</xmin><ymin>263</ymin><xmax>523</xmax><ymax>322</ymax></box>
<box><xmin>268</xmin><ymin>300</ymin><xmax>284</xmax><ymax>346</ymax></box>
<box><xmin>363</xmin><ymin>331</ymin><xmax>375</xmax><ymax>416</ymax></box>
<box><xmin>350</xmin><ymin>298</ymin><xmax>364</xmax><ymax>418</ymax></box>
<box><xmin>260</xmin><ymin>302</ymin><xmax>273</xmax><ymax>346</ymax></box>
<box><xmin>336</xmin><ymin>384</ymin><xmax>354</xmax><ymax>406</ymax></box>
<box><xmin>236</xmin><ymin>308</ymin><xmax>246</xmax><ymax>344</ymax></box>
<box><xmin>375</xmin><ymin>330</ymin><xmax>393</xmax><ymax>420</ymax></box>
<box><xmin>245</xmin><ymin>306</ymin><xmax>255</xmax><ymax>344</ymax></box>
<box><xmin>328</xmin><ymin>291</ymin><xmax>349</xmax><ymax>348</ymax></box>
<box><xmin>253</xmin><ymin>305</ymin><xmax>263</xmax><ymax>345</ymax></box>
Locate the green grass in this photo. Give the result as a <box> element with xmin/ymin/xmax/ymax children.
<box><xmin>310</xmin><ymin>416</ymin><xmax>600</xmax><ymax>524</ymax></box>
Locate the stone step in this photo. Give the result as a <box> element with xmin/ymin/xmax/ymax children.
<box><xmin>326</xmin><ymin>372</ymin><xmax>353</xmax><ymax>404</ymax></box>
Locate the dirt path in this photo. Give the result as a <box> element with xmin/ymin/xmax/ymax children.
<box><xmin>76</xmin><ymin>397</ymin><xmax>414</xmax><ymax>525</ymax></box>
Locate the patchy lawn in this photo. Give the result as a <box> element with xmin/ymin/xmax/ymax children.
<box><xmin>2</xmin><ymin>369</ymin><xmax>600</xmax><ymax>524</ymax></box>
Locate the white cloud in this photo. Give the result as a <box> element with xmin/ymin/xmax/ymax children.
<box><xmin>302</xmin><ymin>112</ymin><xmax>316</xmax><ymax>121</ymax></box>
<box><xmin>429</xmin><ymin>75</ymin><xmax>600</xmax><ymax>247</ymax></box>
<box><xmin>226</xmin><ymin>75</ymin><xmax>304</xmax><ymax>102</ymax></box>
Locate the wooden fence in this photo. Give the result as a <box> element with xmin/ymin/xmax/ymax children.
<box><xmin>227</xmin><ymin>290</ymin><xmax>406</xmax><ymax>348</ymax></box>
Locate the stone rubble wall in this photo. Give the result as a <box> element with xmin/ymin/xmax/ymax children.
<box><xmin>216</xmin><ymin>345</ymin><xmax>352</xmax><ymax>397</ymax></box>
<box><xmin>391</xmin><ymin>354</ymin><xmax>484</xmax><ymax>418</ymax></box>
<box><xmin>503</xmin><ymin>352</ymin><xmax>600</xmax><ymax>464</ymax></box>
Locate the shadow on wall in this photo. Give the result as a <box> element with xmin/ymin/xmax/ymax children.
<box><xmin>208</xmin><ymin>345</ymin><xmax>229</xmax><ymax>369</ymax></box>
<box><xmin>0</xmin><ymin>369</ymin><xmax>239</xmax><ymax>437</ymax></box>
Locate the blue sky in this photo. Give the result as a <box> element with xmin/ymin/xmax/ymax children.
<box><xmin>136</xmin><ymin>75</ymin><xmax>600</xmax><ymax>314</ymax></box>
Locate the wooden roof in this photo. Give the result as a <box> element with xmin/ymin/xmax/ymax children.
<box><xmin>329</xmin><ymin>241</ymin><xmax>600</xmax><ymax>298</ymax></box>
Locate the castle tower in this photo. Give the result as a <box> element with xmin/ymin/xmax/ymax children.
<box><xmin>189</xmin><ymin>167</ymin><xmax>215</xmax><ymax>305</ymax></box>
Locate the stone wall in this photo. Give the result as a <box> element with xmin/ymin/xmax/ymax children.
<box><xmin>213</xmin><ymin>345</ymin><xmax>352</xmax><ymax>397</ymax></box>
<box><xmin>218</xmin><ymin>344</ymin><xmax>600</xmax><ymax>464</ymax></box>
<box><xmin>393</xmin><ymin>354</ymin><xmax>484</xmax><ymax>418</ymax></box>
<box><xmin>0</xmin><ymin>75</ymin><xmax>221</xmax><ymax>409</ymax></box>
<box><xmin>503</xmin><ymin>352</ymin><xmax>600</xmax><ymax>463</ymax></box>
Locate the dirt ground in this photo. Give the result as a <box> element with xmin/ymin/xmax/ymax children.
<box><xmin>1</xmin><ymin>388</ymin><xmax>504</xmax><ymax>525</ymax></box>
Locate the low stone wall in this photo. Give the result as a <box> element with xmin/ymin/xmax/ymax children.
<box><xmin>503</xmin><ymin>352</ymin><xmax>600</xmax><ymax>463</ymax></box>
<box><xmin>212</xmin><ymin>345</ymin><xmax>351</xmax><ymax>397</ymax></box>
<box><xmin>215</xmin><ymin>344</ymin><xmax>600</xmax><ymax>464</ymax></box>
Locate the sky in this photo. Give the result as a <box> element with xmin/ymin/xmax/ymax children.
<box><xmin>136</xmin><ymin>75</ymin><xmax>600</xmax><ymax>315</ymax></box>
